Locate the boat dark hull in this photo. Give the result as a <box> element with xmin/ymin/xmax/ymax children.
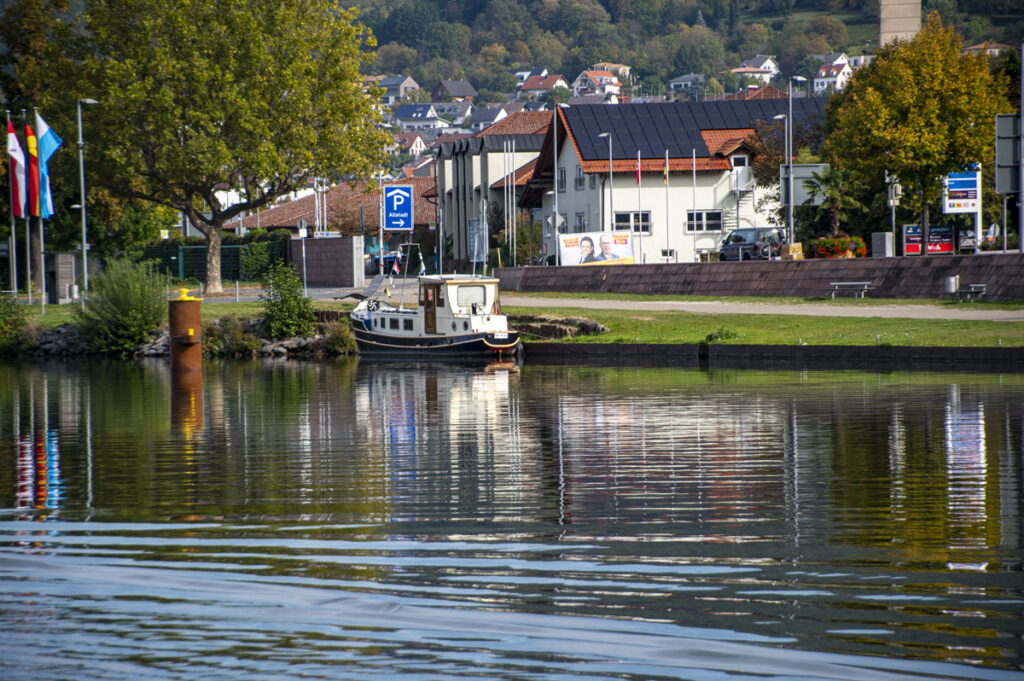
<box><xmin>351</xmin><ymin>321</ymin><xmax>520</xmax><ymax>357</ymax></box>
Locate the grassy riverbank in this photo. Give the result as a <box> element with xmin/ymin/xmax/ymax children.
<box><xmin>20</xmin><ymin>295</ymin><xmax>1024</xmax><ymax>348</ymax></box>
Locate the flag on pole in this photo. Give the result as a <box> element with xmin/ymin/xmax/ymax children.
<box><xmin>25</xmin><ymin>125</ymin><xmax>39</xmax><ymax>217</ymax></box>
<box><xmin>392</xmin><ymin>254</ymin><xmax>401</xmax><ymax>275</ymax></box>
<box><xmin>7</xmin><ymin>120</ymin><xmax>25</xmax><ymax>217</ymax></box>
<box><xmin>418</xmin><ymin>250</ymin><xmax>426</xmax><ymax>275</ymax></box>
<box><xmin>34</xmin><ymin>112</ymin><xmax>63</xmax><ymax>219</ymax></box>
<box><xmin>635</xmin><ymin>150</ymin><xmax>641</xmax><ymax>185</ymax></box>
<box><xmin>664</xmin><ymin>150</ymin><xmax>669</xmax><ymax>185</ymax></box>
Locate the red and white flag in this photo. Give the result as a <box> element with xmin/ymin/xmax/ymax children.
<box><xmin>635</xmin><ymin>150</ymin><xmax>641</xmax><ymax>185</ymax></box>
<box><xmin>7</xmin><ymin>120</ymin><xmax>25</xmax><ymax>218</ymax></box>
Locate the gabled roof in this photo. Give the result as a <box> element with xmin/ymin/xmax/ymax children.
<box><xmin>237</xmin><ymin>176</ymin><xmax>437</xmax><ymax>231</ymax></box>
<box><xmin>435</xmin><ymin>79</ymin><xmax>477</xmax><ymax>97</ymax></box>
<box><xmin>532</xmin><ymin>98</ymin><xmax>826</xmax><ymax>179</ymax></box>
<box><xmin>470</xmin><ymin>107</ymin><xmax>506</xmax><ymax>125</ymax></box>
<box><xmin>521</xmin><ymin>74</ymin><xmax>567</xmax><ymax>91</ymax></box>
<box><xmin>394</xmin><ymin>104</ymin><xmax>436</xmax><ymax>119</ymax></box>
<box><xmin>578</xmin><ymin>70</ymin><xmax>620</xmax><ymax>85</ymax></box>
<box><xmin>490</xmin><ymin>158</ymin><xmax>538</xmax><ymax>190</ymax></box>
<box><xmin>477</xmin><ymin>111</ymin><xmax>551</xmax><ymax>137</ymax></box>
<box><xmin>815</xmin><ymin>63</ymin><xmax>850</xmax><ymax>78</ymax></box>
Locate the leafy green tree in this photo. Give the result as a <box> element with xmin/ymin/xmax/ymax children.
<box><xmin>35</xmin><ymin>0</ymin><xmax>389</xmax><ymax>293</ymax></box>
<box><xmin>802</xmin><ymin>167</ymin><xmax>867</xmax><ymax>236</ymax></box>
<box><xmin>824</xmin><ymin>12</ymin><xmax>1006</xmax><ymax>251</ymax></box>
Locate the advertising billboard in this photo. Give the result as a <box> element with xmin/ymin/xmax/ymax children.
<box><xmin>904</xmin><ymin>224</ymin><xmax>953</xmax><ymax>255</ymax></box>
<box><xmin>558</xmin><ymin>231</ymin><xmax>634</xmax><ymax>266</ymax></box>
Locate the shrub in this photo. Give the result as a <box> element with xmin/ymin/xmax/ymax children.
<box><xmin>808</xmin><ymin>234</ymin><xmax>867</xmax><ymax>259</ymax></box>
<box><xmin>241</xmin><ymin>241</ymin><xmax>271</xmax><ymax>281</ymax></box>
<box><xmin>76</xmin><ymin>259</ymin><xmax>169</xmax><ymax>357</ymax></box>
<box><xmin>260</xmin><ymin>261</ymin><xmax>316</xmax><ymax>339</ymax></box>
<box><xmin>203</xmin><ymin>315</ymin><xmax>261</xmax><ymax>356</ymax></box>
<box><xmin>0</xmin><ymin>295</ymin><xmax>27</xmax><ymax>355</ymax></box>
<box><xmin>321</xmin><ymin>320</ymin><xmax>358</xmax><ymax>355</ymax></box>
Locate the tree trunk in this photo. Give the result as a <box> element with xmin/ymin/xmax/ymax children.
<box><xmin>921</xmin><ymin>203</ymin><xmax>930</xmax><ymax>257</ymax></box>
<box><xmin>205</xmin><ymin>225</ymin><xmax>224</xmax><ymax>294</ymax></box>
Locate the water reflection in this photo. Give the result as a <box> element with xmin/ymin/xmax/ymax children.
<box><xmin>0</xmin><ymin>360</ymin><xmax>1022</xmax><ymax>679</ymax></box>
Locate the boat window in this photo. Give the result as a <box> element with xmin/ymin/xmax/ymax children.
<box><xmin>463</xmin><ymin>321</ymin><xmax>469</xmax><ymax>330</ymax></box>
<box><xmin>403</xmin><ymin>319</ymin><xmax>413</xmax><ymax>331</ymax></box>
<box><xmin>456</xmin><ymin>285</ymin><xmax>486</xmax><ymax>309</ymax></box>
<box><xmin>389</xmin><ymin>318</ymin><xmax>399</xmax><ymax>330</ymax></box>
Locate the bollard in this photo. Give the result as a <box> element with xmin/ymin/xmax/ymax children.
<box><xmin>169</xmin><ymin>288</ymin><xmax>202</xmax><ymax>372</ymax></box>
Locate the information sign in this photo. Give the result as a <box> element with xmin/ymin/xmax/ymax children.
<box><xmin>943</xmin><ymin>165</ymin><xmax>980</xmax><ymax>214</ymax></box>
<box><xmin>384</xmin><ymin>185</ymin><xmax>414</xmax><ymax>232</ymax></box>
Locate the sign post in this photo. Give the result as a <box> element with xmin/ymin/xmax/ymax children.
<box><xmin>384</xmin><ymin>185</ymin><xmax>414</xmax><ymax>232</ymax></box>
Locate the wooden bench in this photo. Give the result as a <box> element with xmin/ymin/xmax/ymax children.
<box><xmin>828</xmin><ymin>281</ymin><xmax>874</xmax><ymax>299</ymax></box>
<box><xmin>957</xmin><ymin>283</ymin><xmax>986</xmax><ymax>302</ymax></box>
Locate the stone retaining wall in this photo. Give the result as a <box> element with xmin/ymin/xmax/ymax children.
<box><xmin>523</xmin><ymin>342</ymin><xmax>1024</xmax><ymax>372</ymax></box>
<box><xmin>496</xmin><ymin>253</ymin><xmax>1024</xmax><ymax>301</ymax></box>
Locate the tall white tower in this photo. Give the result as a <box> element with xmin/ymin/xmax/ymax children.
<box><xmin>879</xmin><ymin>0</ymin><xmax>921</xmax><ymax>46</ymax></box>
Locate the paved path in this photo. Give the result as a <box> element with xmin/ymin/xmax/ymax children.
<box><xmin>500</xmin><ymin>295</ymin><xmax>1024</xmax><ymax>322</ymax></box>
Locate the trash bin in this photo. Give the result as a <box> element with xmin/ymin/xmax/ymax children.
<box><xmin>945</xmin><ymin>275</ymin><xmax>959</xmax><ymax>294</ymax></box>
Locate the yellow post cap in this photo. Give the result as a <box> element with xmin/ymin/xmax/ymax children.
<box><xmin>176</xmin><ymin>288</ymin><xmax>202</xmax><ymax>301</ymax></box>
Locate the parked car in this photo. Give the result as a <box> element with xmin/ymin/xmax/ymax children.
<box><xmin>718</xmin><ymin>227</ymin><xmax>785</xmax><ymax>261</ymax></box>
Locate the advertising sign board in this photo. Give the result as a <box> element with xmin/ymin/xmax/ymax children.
<box><xmin>904</xmin><ymin>224</ymin><xmax>953</xmax><ymax>255</ymax></box>
<box><xmin>558</xmin><ymin>231</ymin><xmax>634</xmax><ymax>265</ymax></box>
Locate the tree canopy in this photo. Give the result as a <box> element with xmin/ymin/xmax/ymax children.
<box><xmin>823</xmin><ymin>12</ymin><xmax>1007</xmax><ymax>247</ymax></box>
<box><xmin>32</xmin><ymin>0</ymin><xmax>390</xmax><ymax>292</ymax></box>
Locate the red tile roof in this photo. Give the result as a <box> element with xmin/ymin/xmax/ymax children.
<box><xmin>476</xmin><ymin>111</ymin><xmax>551</xmax><ymax>137</ymax></box>
<box><xmin>238</xmin><ymin>176</ymin><xmax>437</xmax><ymax>232</ymax></box>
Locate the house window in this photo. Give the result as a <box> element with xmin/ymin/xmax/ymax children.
<box><xmin>589</xmin><ymin>174</ymin><xmax>596</xmax><ymax>189</ymax></box>
<box><xmin>614</xmin><ymin>211</ymin><xmax>650</xmax><ymax>234</ymax></box>
<box><xmin>557</xmin><ymin>167</ymin><xmax>566</xmax><ymax>192</ymax></box>
<box><xmin>574</xmin><ymin>166</ymin><xmax>586</xmax><ymax>190</ymax></box>
<box><xmin>574</xmin><ymin>213</ymin><xmax>586</xmax><ymax>232</ymax></box>
<box><xmin>687</xmin><ymin>210</ymin><xmax>723</xmax><ymax>232</ymax></box>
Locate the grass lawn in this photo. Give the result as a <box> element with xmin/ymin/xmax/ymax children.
<box><xmin>19</xmin><ymin>295</ymin><xmax>1023</xmax><ymax>348</ymax></box>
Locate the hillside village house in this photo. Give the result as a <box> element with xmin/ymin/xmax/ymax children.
<box><xmin>571</xmin><ymin>70</ymin><xmax>622</xmax><ymax>98</ymax></box>
<box><xmin>519</xmin><ymin>74</ymin><xmax>570</xmax><ymax>99</ymax></box>
<box><xmin>440</xmin><ymin>99</ymin><xmax>827</xmax><ymax>265</ymax></box>
<box><xmin>393</xmin><ymin>104</ymin><xmax>450</xmax><ymax>132</ymax></box>
<box><xmin>367</xmin><ymin>75</ymin><xmax>419</xmax><ymax>106</ymax></box>
<box><xmin>432</xmin><ymin>79</ymin><xmax>477</xmax><ymax>102</ymax></box>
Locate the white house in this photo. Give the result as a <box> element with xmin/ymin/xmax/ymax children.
<box><xmin>469</xmin><ymin>107</ymin><xmax>509</xmax><ymax>132</ymax></box>
<box><xmin>440</xmin><ymin>98</ymin><xmax>827</xmax><ymax>266</ymax></box>
<box><xmin>813</xmin><ymin>61</ymin><xmax>853</xmax><ymax>94</ymax></box>
<box><xmin>571</xmin><ymin>70</ymin><xmax>622</xmax><ymax>98</ymax></box>
<box><xmin>393</xmin><ymin>104</ymin><xmax>450</xmax><ymax>132</ymax></box>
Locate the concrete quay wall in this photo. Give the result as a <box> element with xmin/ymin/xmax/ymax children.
<box><xmin>496</xmin><ymin>253</ymin><xmax>1024</xmax><ymax>302</ymax></box>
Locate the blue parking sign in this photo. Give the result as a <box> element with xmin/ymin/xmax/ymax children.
<box><xmin>384</xmin><ymin>185</ymin><xmax>414</xmax><ymax>231</ymax></box>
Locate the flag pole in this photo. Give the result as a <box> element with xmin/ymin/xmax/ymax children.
<box><xmin>664</xmin><ymin>149</ymin><xmax>670</xmax><ymax>262</ymax></box>
<box><xmin>5</xmin><ymin>110</ymin><xmax>16</xmax><ymax>294</ymax></box>
<box><xmin>35</xmin><ymin>108</ymin><xmax>45</xmax><ymax>315</ymax></box>
<box><xmin>22</xmin><ymin>110</ymin><xmax>31</xmax><ymax>304</ymax></box>
<box><xmin>635</xmin><ymin>149</ymin><xmax>641</xmax><ymax>263</ymax></box>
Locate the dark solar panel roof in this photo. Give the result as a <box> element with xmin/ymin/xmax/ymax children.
<box><xmin>567</xmin><ymin>98</ymin><xmax>827</xmax><ymax>161</ymax></box>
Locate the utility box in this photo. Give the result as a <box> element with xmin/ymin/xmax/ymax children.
<box><xmin>871</xmin><ymin>232</ymin><xmax>894</xmax><ymax>258</ymax></box>
<box><xmin>782</xmin><ymin>243</ymin><xmax>804</xmax><ymax>260</ymax></box>
<box><xmin>45</xmin><ymin>253</ymin><xmax>78</xmax><ymax>304</ymax></box>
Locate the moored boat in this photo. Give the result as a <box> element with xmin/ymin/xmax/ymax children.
<box><xmin>349</xmin><ymin>274</ymin><xmax>521</xmax><ymax>358</ymax></box>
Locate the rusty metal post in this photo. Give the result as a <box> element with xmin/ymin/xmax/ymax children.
<box><xmin>169</xmin><ymin>288</ymin><xmax>202</xmax><ymax>372</ymax></box>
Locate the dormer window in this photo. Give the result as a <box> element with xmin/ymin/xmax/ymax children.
<box><xmin>731</xmin><ymin>155</ymin><xmax>748</xmax><ymax>168</ymax></box>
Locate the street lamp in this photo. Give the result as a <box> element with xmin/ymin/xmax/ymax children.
<box><xmin>773</xmin><ymin>113</ymin><xmax>788</xmax><ymax>237</ymax></box>
<box><xmin>597</xmin><ymin>132</ymin><xmax>613</xmax><ymax>230</ymax></box>
<box><xmin>786</xmin><ymin>76</ymin><xmax>806</xmax><ymax>243</ymax></box>
<box><xmin>77</xmin><ymin>97</ymin><xmax>98</xmax><ymax>307</ymax></box>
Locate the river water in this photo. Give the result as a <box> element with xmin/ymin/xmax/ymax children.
<box><xmin>1</xmin><ymin>359</ymin><xmax>1022</xmax><ymax>680</ymax></box>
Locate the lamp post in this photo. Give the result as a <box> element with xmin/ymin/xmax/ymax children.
<box><xmin>77</xmin><ymin>98</ymin><xmax>98</xmax><ymax>307</ymax></box>
<box><xmin>786</xmin><ymin>76</ymin><xmax>806</xmax><ymax>244</ymax></box>
<box><xmin>598</xmin><ymin>132</ymin><xmax>613</xmax><ymax>230</ymax></box>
